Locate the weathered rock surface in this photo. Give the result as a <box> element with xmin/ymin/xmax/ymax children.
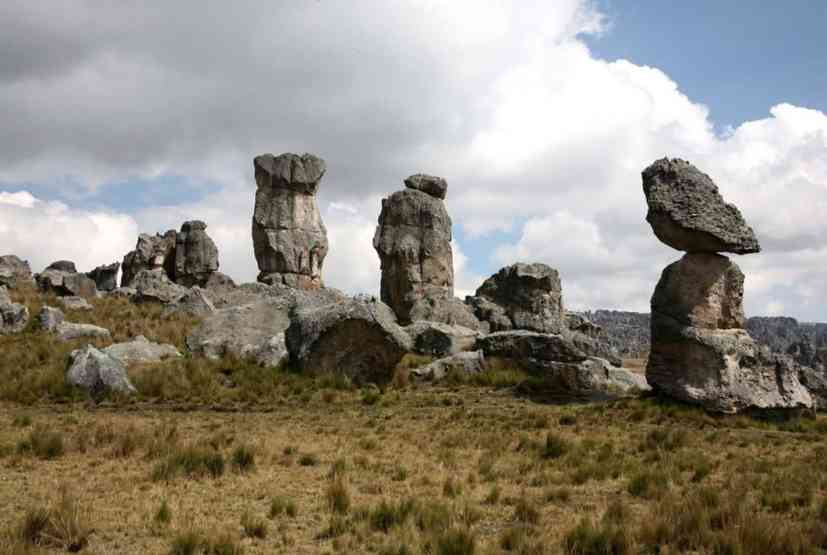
<box><xmin>174</xmin><ymin>220</ymin><xmax>219</xmax><ymax>287</ymax></box>
<box><xmin>38</xmin><ymin>306</ymin><xmax>65</xmax><ymax>331</ymax></box>
<box><xmin>38</xmin><ymin>305</ymin><xmax>111</xmax><ymax>342</ymax></box>
<box><xmin>404</xmin><ymin>173</ymin><xmax>448</xmax><ymax>200</ymax></box>
<box><xmin>252</xmin><ymin>153</ymin><xmax>329</xmax><ymax>289</ymax></box>
<box><xmin>121</xmin><ymin>231</ymin><xmax>177</xmax><ymax>287</ymax></box>
<box><xmin>799</xmin><ymin>365</ymin><xmax>827</xmax><ymax>410</ymax></box>
<box><xmin>643</xmin><ymin>158</ymin><xmax>760</xmax><ymax>254</ymax></box>
<box><xmin>373</xmin><ymin>176</ymin><xmax>454</xmax><ymax>324</ymax></box>
<box><xmin>286</xmin><ymin>296</ymin><xmax>412</xmax><ymax>384</ymax></box>
<box><xmin>103</xmin><ymin>335</ymin><xmax>181</xmax><ymax>365</ymax></box>
<box><xmin>468</xmin><ymin>263</ymin><xmax>565</xmax><ymax>334</ymax></box>
<box><xmin>565</xmin><ymin>312</ymin><xmax>601</xmax><ymax>338</ymax></box>
<box><xmin>0</xmin><ymin>255</ymin><xmax>33</xmax><ymax>288</ymax></box>
<box><xmin>477</xmin><ymin>330</ymin><xmax>587</xmax><ymax>367</ymax></box>
<box><xmin>648</xmin><ymin>253</ymin><xmax>812</xmax><ymax>412</ymax></box>
<box><xmin>0</xmin><ymin>286</ymin><xmax>29</xmax><ymax>334</ymax></box>
<box><xmin>163</xmin><ymin>287</ymin><xmax>216</xmax><ymax>317</ymax></box>
<box><xmin>408</xmin><ymin>296</ymin><xmax>482</xmax><ymax>331</ymax></box>
<box><xmin>132</xmin><ymin>270</ymin><xmax>188</xmax><ymax>304</ymax></box>
<box><xmin>108</xmin><ymin>287</ymin><xmax>137</xmax><ymax>300</ymax></box>
<box><xmin>405</xmin><ymin>321</ymin><xmax>479</xmax><ymax>357</ymax></box>
<box><xmin>541</xmin><ymin>357</ymin><xmax>650</xmax><ymax>396</ymax></box>
<box><xmin>411</xmin><ymin>350</ymin><xmax>487</xmax><ymax>381</ymax></box>
<box><xmin>87</xmin><ymin>262</ymin><xmax>120</xmax><ymax>292</ymax></box>
<box><xmin>67</xmin><ymin>345</ymin><xmax>136</xmax><ymax>399</ymax></box>
<box><xmin>59</xmin><ymin>296</ymin><xmax>93</xmax><ymax>311</ymax></box>
<box><xmin>47</xmin><ymin>260</ymin><xmax>77</xmax><ymax>273</ymax></box>
<box><xmin>37</xmin><ymin>264</ymin><xmax>97</xmax><ymax>298</ymax></box>
<box><xmin>203</xmin><ymin>271</ymin><xmax>237</xmax><ymax>294</ymax></box>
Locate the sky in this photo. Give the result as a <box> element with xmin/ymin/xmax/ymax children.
<box><xmin>0</xmin><ymin>1</ymin><xmax>825</xmax><ymax>322</ymax></box>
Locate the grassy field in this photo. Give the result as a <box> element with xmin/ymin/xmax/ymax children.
<box><xmin>1</xmin><ymin>287</ymin><xmax>826</xmax><ymax>554</ymax></box>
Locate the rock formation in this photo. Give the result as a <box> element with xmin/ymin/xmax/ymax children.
<box><xmin>103</xmin><ymin>336</ymin><xmax>181</xmax><ymax>365</ymax></box>
<box><xmin>38</xmin><ymin>305</ymin><xmax>111</xmax><ymax>342</ymax></box>
<box><xmin>66</xmin><ymin>345</ymin><xmax>136</xmax><ymax>400</ymax></box>
<box><xmin>643</xmin><ymin>158</ymin><xmax>812</xmax><ymax>413</ymax></box>
<box><xmin>87</xmin><ymin>262</ymin><xmax>120</xmax><ymax>292</ymax></box>
<box><xmin>374</xmin><ymin>173</ymin><xmax>478</xmax><ymax>328</ymax></box>
<box><xmin>0</xmin><ymin>255</ymin><xmax>33</xmax><ymax>288</ymax></box>
<box><xmin>0</xmin><ymin>285</ymin><xmax>29</xmax><ymax>334</ymax></box>
<box><xmin>122</xmin><ymin>222</ymin><xmax>220</xmax><ymax>288</ymax></box>
<box><xmin>131</xmin><ymin>269</ymin><xmax>188</xmax><ymax>304</ymax></box>
<box><xmin>252</xmin><ymin>153</ymin><xmax>329</xmax><ymax>289</ymax></box>
<box><xmin>36</xmin><ymin>261</ymin><xmax>97</xmax><ymax>298</ymax></box>
<box><xmin>467</xmin><ymin>263</ymin><xmax>564</xmax><ymax>334</ymax></box>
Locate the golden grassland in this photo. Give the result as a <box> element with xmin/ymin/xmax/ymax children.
<box><xmin>1</xmin><ymin>286</ymin><xmax>826</xmax><ymax>554</ymax></box>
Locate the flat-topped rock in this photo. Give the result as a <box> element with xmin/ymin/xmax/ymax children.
<box><xmin>404</xmin><ymin>174</ymin><xmax>447</xmax><ymax>200</ymax></box>
<box><xmin>643</xmin><ymin>158</ymin><xmax>760</xmax><ymax>254</ymax></box>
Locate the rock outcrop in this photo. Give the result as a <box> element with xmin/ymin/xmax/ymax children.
<box><xmin>467</xmin><ymin>263</ymin><xmax>564</xmax><ymax>334</ymax></box>
<box><xmin>38</xmin><ymin>305</ymin><xmax>111</xmax><ymax>342</ymax></box>
<box><xmin>36</xmin><ymin>261</ymin><xmax>97</xmax><ymax>298</ymax></box>
<box><xmin>405</xmin><ymin>321</ymin><xmax>479</xmax><ymax>358</ymax></box>
<box><xmin>0</xmin><ymin>285</ymin><xmax>29</xmax><ymax>334</ymax></box>
<box><xmin>374</xmin><ymin>173</ymin><xmax>478</xmax><ymax>329</ymax></box>
<box><xmin>411</xmin><ymin>350</ymin><xmax>487</xmax><ymax>381</ymax></box>
<box><xmin>642</xmin><ymin>158</ymin><xmax>760</xmax><ymax>254</ymax></box>
<box><xmin>58</xmin><ymin>296</ymin><xmax>93</xmax><ymax>311</ymax></box>
<box><xmin>121</xmin><ymin>231</ymin><xmax>177</xmax><ymax>287</ymax></box>
<box><xmin>67</xmin><ymin>345</ymin><xmax>136</xmax><ymax>399</ymax></box>
<box><xmin>252</xmin><ymin>153</ymin><xmax>329</xmax><ymax>289</ymax></box>
<box><xmin>0</xmin><ymin>255</ymin><xmax>33</xmax><ymax>288</ymax></box>
<box><xmin>87</xmin><ymin>262</ymin><xmax>120</xmax><ymax>292</ymax></box>
<box><xmin>103</xmin><ymin>336</ymin><xmax>181</xmax><ymax>365</ymax></box>
<box><xmin>286</xmin><ymin>296</ymin><xmax>412</xmax><ymax>384</ymax></box>
<box><xmin>643</xmin><ymin>159</ymin><xmax>812</xmax><ymax>413</ymax></box>
<box><xmin>131</xmin><ymin>270</ymin><xmax>188</xmax><ymax>304</ymax></box>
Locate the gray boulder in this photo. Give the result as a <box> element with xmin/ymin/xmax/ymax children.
<box><xmin>103</xmin><ymin>335</ymin><xmax>181</xmax><ymax>365</ymax></box>
<box><xmin>38</xmin><ymin>306</ymin><xmax>65</xmax><ymax>331</ymax></box>
<box><xmin>38</xmin><ymin>305</ymin><xmax>111</xmax><ymax>342</ymax></box>
<box><xmin>477</xmin><ymin>330</ymin><xmax>587</xmax><ymax>368</ymax></box>
<box><xmin>0</xmin><ymin>255</ymin><xmax>33</xmax><ymax>288</ymax></box>
<box><xmin>286</xmin><ymin>296</ymin><xmax>412</xmax><ymax>384</ymax></box>
<box><xmin>121</xmin><ymin>230</ymin><xmax>177</xmax><ymax>287</ymax></box>
<box><xmin>411</xmin><ymin>350</ymin><xmax>487</xmax><ymax>381</ymax></box>
<box><xmin>47</xmin><ymin>260</ymin><xmax>77</xmax><ymax>273</ymax></box>
<box><xmin>252</xmin><ymin>153</ymin><xmax>329</xmax><ymax>290</ymax></box>
<box><xmin>643</xmin><ymin>158</ymin><xmax>760</xmax><ymax>254</ymax></box>
<box><xmin>404</xmin><ymin>173</ymin><xmax>448</xmax><ymax>200</ymax></box>
<box><xmin>0</xmin><ymin>286</ymin><xmax>29</xmax><ymax>334</ymax></box>
<box><xmin>540</xmin><ymin>357</ymin><xmax>650</xmax><ymax>396</ymax></box>
<box><xmin>132</xmin><ymin>270</ymin><xmax>188</xmax><ymax>304</ymax></box>
<box><xmin>163</xmin><ymin>287</ymin><xmax>216</xmax><ymax>318</ymax></box>
<box><xmin>108</xmin><ymin>287</ymin><xmax>137</xmax><ymax>300</ymax></box>
<box><xmin>58</xmin><ymin>296</ymin><xmax>93</xmax><ymax>311</ymax></box>
<box><xmin>203</xmin><ymin>271</ymin><xmax>237</xmax><ymax>294</ymax></box>
<box><xmin>405</xmin><ymin>321</ymin><xmax>479</xmax><ymax>357</ymax></box>
<box><xmin>799</xmin><ymin>365</ymin><xmax>827</xmax><ymax>410</ymax></box>
<box><xmin>566</xmin><ymin>312</ymin><xmax>601</xmax><ymax>338</ymax></box>
<box><xmin>37</xmin><ymin>266</ymin><xmax>97</xmax><ymax>298</ymax></box>
<box><xmin>67</xmin><ymin>345</ymin><xmax>136</xmax><ymax>399</ymax></box>
<box><xmin>87</xmin><ymin>262</ymin><xmax>120</xmax><ymax>292</ymax></box>
<box><xmin>373</xmin><ymin>176</ymin><xmax>455</xmax><ymax>324</ymax></box>
<box><xmin>468</xmin><ymin>263</ymin><xmax>565</xmax><ymax>334</ymax></box>
<box><xmin>174</xmin><ymin>220</ymin><xmax>220</xmax><ymax>287</ymax></box>
<box><xmin>408</xmin><ymin>296</ymin><xmax>482</xmax><ymax>331</ymax></box>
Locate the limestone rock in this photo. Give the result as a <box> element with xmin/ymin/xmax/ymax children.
<box><xmin>411</xmin><ymin>351</ymin><xmax>487</xmax><ymax>381</ymax></box>
<box><xmin>174</xmin><ymin>220</ymin><xmax>220</xmax><ymax>287</ymax></box>
<box><xmin>476</xmin><ymin>330</ymin><xmax>587</xmax><ymax>368</ymax></box>
<box><xmin>405</xmin><ymin>321</ymin><xmax>480</xmax><ymax>357</ymax></box>
<box><xmin>132</xmin><ymin>270</ymin><xmax>188</xmax><ymax>304</ymax></box>
<box><xmin>103</xmin><ymin>335</ymin><xmax>181</xmax><ymax>365</ymax></box>
<box><xmin>108</xmin><ymin>287</ymin><xmax>137</xmax><ymax>300</ymax></box>
<box><xmin>540</xmin><ymin>357</ymin><xmax>650</xmax><ymax>397</ymax></box>
<box><xmin>0</xmin><ymin>286</ymin><xmax>29</xmax><ymax>334</ymax></box>
<box><xmin>38</xmin><ymin>306</ymin><xmax>65</xmax><ymax>332</ymax></box>
<box><xmin>373</xmin><ymin>178</ymin><xmax>454</xmax><ymax>324</ymax></box>
<box><xmin>121</xmin><ymin>230</ymin><xmax>177</xmax><ymax>287</ymax></box>
<box><xmin>642</xmin><ymin>158</ymin><xmax>760</xmax><ymax>254</ymax></box>
<box><xmin>468</xmin><ymin>263</ymin><xmax>564</xmax><ymax>334</ymax></box>
<box><xmin>39</xmin><ymin>306</ymin><xmax>110</xmax><ymax>342</ymax></box>
<box><xmin>799</xmin><ymin>365</ymin><xmax>827</xmax><ymax>410</ymax></box>
<box><xmin>59</xmin><ymin>296</ymin><xmax>93</xmax><ymax>311</ymax></box>
<box><xmin>252</xmin><ymin>153</ymin><xmax>329</xmax><ymax>289</ymax></box>
<box><xmin>67</xmin><ymin>345</ymin><xmax>136</xmax><ymax>399</ymax></box>
<box><xmin>286</xmin><ymin>296</ymin><xmax>412</xmax><ymax>384</ymax></box>
<box><xmin>408</xmin><ymin>296</ymin><xmax>482</xmax><ymax>331</ymax></box>
<box><xmin>37</xmin><ymin>265</ymin><xmax>97</xmax><ymax>298</ymax></box>
<box><xmin>569</xmin><ymin>331</ymin><xmax>623</xmax><ymax>367</ymax></box>
<box><xmin>566</xmin><ymin>312</ymin><xmax>601</xmax><ymax>338</ymax></box>
<box><xmin>203</xmin><ymin>271</ymin><xmax>237</xmax><ymax>294</ymax></box>
<box><xmin>87</xmin><ymin>262</ymin><xmax>120</xmax><ymax>292</ymax></box>
<box><xmin>404</xmin><ymin>174</ymin><xmax>448</xmax><ymax>200</ymax></box>
<box><xmin>163</xmin><ymin>287</ymin><xmax>216</xmax><ymax>318</ymax></box>
<box><xmin>47</xmin><ymin>260</ymin><xmax>77</xmax><ymax>273</ymax></box>
<box><xmin>0</xmin><ymin>255</ymin><xmax>33</xmax><ymax>288</ymax></box>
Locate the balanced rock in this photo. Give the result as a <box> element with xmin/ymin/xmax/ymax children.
<box><xmin>0</xmin><ymin>285</ymin><xmax>29</xmax><ymax>334</ymax></box>
<box><xmin>286</xmin><ymin>296</ymin><xmax>412</xmax><ymax>384</ymax></box>
<box><xmin>67</xmin><ymin>345</ymin><xmax>136</xmax><ymax>399</ymax></box>
<box><xmin>121</xmin><ymin>230</ymin><xmax>177</xmax><ymax>287</ymax></box>
<box><xmin>468</xmin><ymin>263</ymin><xmax>564</xmax><ymax>334</ymax></box>
<box><xmin>132</xmin><ymin>270</ymin><xmax>188</xmax><ymax>304</ymax></box>
<box><xmin>642</xmin><ymin>158</ymin><xmax>760</xmax><ymax>254</ymax></box>
<box><xmin>373</xmin><ymin>174</ymin><xmax>464</xmax><ymax>326</ymax></box>
<box><xmin>87</xmin><ymin>262</ymin><xmax>120</xmax><ymax>292</ymax></box>
<box><xmin>0</xmin><ymin>255</ymin><xmax>33</xmax><ymax>288</ymax></box>
<box><xmin>174</xmin><ymin>221</ymin><xmax>219</xmax><ymax>287</ymax></box>
<box><xmin>103</xmin><ymin>336</ymin><xmax>181</xmax><ymax>365</ymax></box>
<box><xmin>252</xmin><ymin>153</ymin><xmax>329</xmax><ymax>289</ymax></box>
<box><xmin>647</xmin><ymin>253</ymin><xmax>812</xmax><ymax>413</ymax></box>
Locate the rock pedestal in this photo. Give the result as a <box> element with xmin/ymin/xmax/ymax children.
<box><xmin>642</xmin><ymin>158</ymin><xmax>812</xmax><ymax>413</ymax></box>
<box><xmin>252</xmin><ymin>153</ymin><xmax>329</xmax><ymax>290</ymax></box>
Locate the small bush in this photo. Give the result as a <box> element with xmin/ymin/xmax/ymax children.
<box><xmin>12</xmin><ymin>414</ymin><xmax>32</xmax><ymax>427</ymax></box>
<box><xmin>13</xmin><ymin>489</ymin><xmax>90</xmax><ymax>552</ymax></box>
<box><xmin>19</xmin><ymin>426</ymin><xmax>64</xmax><ymax>460</ymax></box>
<box><xmin>231</xmin><ymin>445</ymin><xmax>255</xmax><ymax>473</ymax></box>
<box><xmin>326</xmin><ymin>477</ymin><xmax>351</xmax><ymax>514</ymax></box>
<box><xmin>559</xmin><ymin>414</ymin><xmax>577</xmax><ymax>426</ymax></box>
<box><xmin>151</xmin><ymin>445</ymin><xmax>225</xmax><ymax>481</ymax></box>
<box><xmin>434</xmin><ymin>527</ymin><xmax>476</xmax><ymax>555</ymax></box>
<box><xmin>370</xmin><ymin>499</ymin><xmax>417</xmax><ymax>533</ymax></box>
<box><xmin>514</xmin><ymin>498</ymin><xmax>541</xmax><ymax>525</ymax></box>
<box><xmin>298</xmin><ymin>453</ymin><xmax>319</xmax><ymax>466</ymax></box>
<box><xmin>541</xmin><ymin>433</ymin><xmax>569</xmax><ymax>460</ymax></box>
<box><xmin>562</xmin><ymin>518</ymin><xmax>633</xmax><ymax>555</ymax></box>
<box><xmin>154</xmin><ymin>499</ymin><xmax>172</xmax><ymax>526</ymax></box>
<box><xmin>627</xmin><ymin>469</ymin><xmax>670</xmax><ymax>499</ymax></box>
<box><xmin>443</xmin><ymin>476</ymin><xmax>462</xmax><ymax>498</ymax></box>
<box><xmin>241</xmin><ymin>511</ymin><xmax>267</xmax><ymax>539</ymax></box>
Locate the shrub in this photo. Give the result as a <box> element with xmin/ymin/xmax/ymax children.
<box><xmin>370</xmin><ymin>499</ymin><xmax>417</xmax><ymax>533</ymax></box>
<box><xmin>434</xmin><ymin>527</ymin><xmax>476</xmax><ymax>555</ymax></box>
<box><xmin>562</xmin><ymin>518</ymin><xmax>633</xmax><ymax>555</ymax></box>
<box><xmin>627</xmin><ymin>469</ymin><xmax>670</xmax><ymax>499</ymax></box>
<box><xmin>241</xmin><ymin>511</ymin><xmax>267</xmax><ymax>539</ymax></box>
<box><xmin>154</xmin><ymin>499</ymin><xmax>172</xmax><ymax>526</ymax></box>
<box><xmin>443</xmin><ymin>476</ymin><xmax>462</xmax><ymax>498</ymax></box>
<box><xmin>326</xmin><ymin>477</ymin><xmax>351</xmax><ymax>514</ymax></box>
<box><xmin>13</xmin><ymin>489</ymin><xmax>90</xmax><ymax>552</ymax></box>
<box><xmin>18</xmin><ymin>426</ymin><xmax>64</xmax><ymax>460</ymax></box>
<box><xmin>298</xmin><ymin>453</ymin><xmax>319</xmax><ymax>466</ymax></box>
<box><xmin>151</xmin><ymin>445</ymin><xmax>225</xmax><ymax>481</ymax></box>
<box><xmin>514</xmin><ymin>498</ymin><xmax>541</xmax><ymax>525</ymax></box>
<box><xmin>541</xmin><ymin>432</ymin><xmax>569</xmax><ymax>460</ymax></box>
<box><xmin>231</xmin><ymin>445</ymin><xmax>255</xmax><ymax>473</ymax></box>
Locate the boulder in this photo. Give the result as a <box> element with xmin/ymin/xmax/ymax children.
<box><xmin>121</xmin><ymin>230</ymin><xmax>177</xmax><ymax>287</ymax></box>
<box><xmin>38</xmin><ymin>306</ymin><xmax>65</xmax><ymax>331</ymax></box>
<box><xmin>252</xmin><ymin>153</ymin><xmax>329</xmax><ymax>289</ymax></box>
<box><xmin>405</xmin><ymin>321</ymin><xmax>479</xmax><ymax>357</ymax></box>
<box><xmin>404</xmin><ymin>173</ymin><xmax>448</xmax><ymax>200</ymax></box>
<box><xmin>569</xmin><ymin>331</ymin><xmax>623</xmax><ymax>367</ymax></box>
<box><xmin>47</xmin><ymin>260</ymin><xmax>77</xmax><ymax>273</ymax></box>
<box><xmin>0</xmin><ymin>255</ymin><xmax>33</xmax><ymax>288</ymax></box>
<box><xmin>642</xmin><ymin>158</ymin><xmax>760</xmax><ymax>254</ymax></box>
<box><xmin>66</xmin><ymin>345</ymin><xmax>136</xmax><ymax>399</ymax></box>
<box><xmin>58</xmin><ymin>296</ymin><xmax>93</xmax><ymax>311</ymax></box>
<box><xmin>132</xmin><ymin>270</ymin><xmax>188</xmax><ymax>304</ymax></box>
<box><xmin>108</xmin><ymin>287</ymin><xmax>137</xmax><ymax>300</ymax></box>
<box><xmin>103</xmin><ymin>335</ymin><xmax>181</xmax><ymax>365</ymax></box>
<box><xmin>476</xmin><ymin>330</ymin><xmax>587</xmax><ymax>369</ymax></box>
<box><xmin>203</xmin><ymin>271</ymin><xmax>237</xmax><ymax>294</ymax></box>
<box><xmin>174</xmin><ymin>220</ymin><xmax>220</xmax><ymax>287</ymax></box>
<box><xmin>87</xmin><ymin>262</ymin><xmax>120</xmax><ymax>292</ymax></box>
<box><xmin>373</xmin><ymin>176</ymin><xmax>455</xmax><ymax>324</ymax></box>
<box><xmin>799</xmin><ymin>365</ymin><xmax>827</xmax><ymax>410</ymax></box>
<box><xmin>411</xmin><ymin>350</ymin><xmax>487</xmax><ymax>381</ymax></box>
<box><xmin>0</xmin><ymin>286</ymin><xmax>29</xmax><ymax>334</ymax></box>
<box><xmin>163</xmin><ymin>287</ymin><xmax>216</xmax><ymax>318</ymax></box>
<box><xmin>540</xmin><ymin>357</ymin><xmax>650</xmax><ymax>397</ymax></box>
<box><xmin>468</xmin><ymin>263</ymin><xmax>565</xmax><ymax>334</ymax></box>
<box><xmin>37</xmin><ymin>267</ymin><xmax>97</xmax><ymax>298</ymax></box>
<box><xmin>286</xmin><ymin>296</ymin><xmax>412</xmax><ymax>384</ymax></box>
<box><xmin>408</xmin><ymin>296</ymin><xmax>482</xmax><ymax>331</ymax></box>
<box><xmin>38</xmin><ymin>305</ymin><xmax>111</xmax><ymax>342</ymax></box>
<box><xmin>565</xmin><ymin>312</ymin><xmax>601</xmax><ymax>338</ymax></box>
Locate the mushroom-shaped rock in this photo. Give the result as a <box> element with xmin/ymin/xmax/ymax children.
<box><xmin>67</xmin><ymin>345</ymin><xmax>136</xmax><ymax>400</ymax></box>
<box><xmin>468</xmin><ymin>263</ymin><xmax>565</xmax><ymax>334</ymax></box>
<box><xmin>252</xmin><ymin>153</ymin><xmax>329</xmax><ymax>289</ymax></box>
<box><xmin>0</xmin><ymin>255</ymin><xmax>33</xmax><ymax>288</ymax></box>
<box><xmin>642</xmin><ymin>158</ymin><xmax>760</xmax><ymax>254</ymax></box>
<box><xmin>87</xmin><ymin>262</ymin><xmax>120</xmax><ymax>292</ymax></box>
<box><xmin>286</xmin><ymin>296</ymin><xmax>413</xmax><ymax>384</ymax></box>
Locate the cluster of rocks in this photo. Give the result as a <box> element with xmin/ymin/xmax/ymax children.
<box><xmin>643</xmin><ymin>158</ymin><xmax>814</xmax><ymax>413</ymax></box>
